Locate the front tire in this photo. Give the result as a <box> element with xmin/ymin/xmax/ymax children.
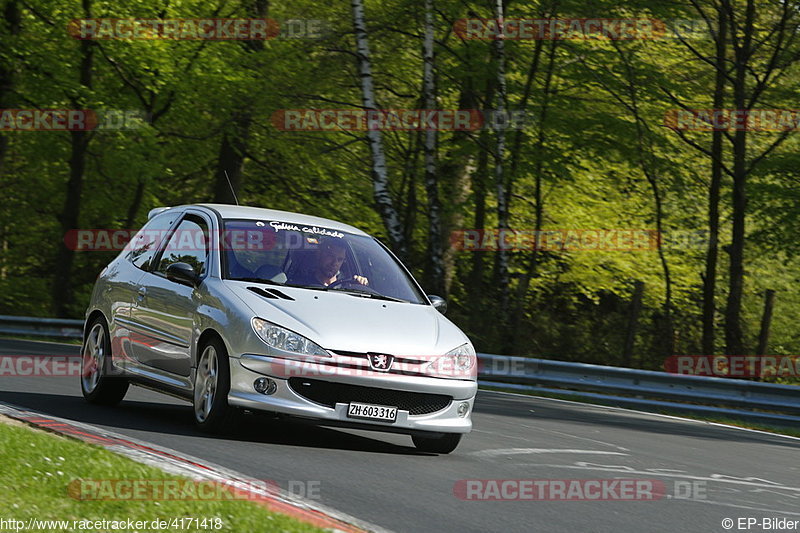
<box><xmin>412</xmin><ymin>432</ymin><xmax>462</xmax><ymax>454</ymax></box>
<box><xmin>80</xmin><ymin>318</ymin><xmax>129</xmax><ymax>405</ymax></box>
<box><xmin>193</xmin><ymin>336</ymin><xmax>239</xmax><ymax>433</ymax></box>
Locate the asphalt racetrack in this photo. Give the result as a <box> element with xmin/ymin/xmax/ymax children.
<box><xmin>1</xmin><ymin>338</ymin><xmax>798</xmax><ymax>533</ymax></box>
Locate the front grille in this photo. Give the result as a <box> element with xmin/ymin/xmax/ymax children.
<box><xmin>288</xmin><ymin>378</ymin><xmax>452</xmax><ymax>416</ymax></box>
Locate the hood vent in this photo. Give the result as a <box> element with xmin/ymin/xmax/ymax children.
<box><xmin>268</xmin><ymin>288</ymin><xmax>294</xmax><ymax>300</ymax></box>
<box><xmin>247</xmin><ymin>286</ymin><xmax>295</xmax><ymax>301</ymax></box>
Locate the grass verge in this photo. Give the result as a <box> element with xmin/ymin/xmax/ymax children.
<box><xmin>0</xmin><ymin>417</ymin><xmax>326</xmax><ymax>532</ymax></box>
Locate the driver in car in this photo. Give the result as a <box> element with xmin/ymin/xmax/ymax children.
<box><xmin>292</xmin><ymin>237</ymin><xmax>368</xmax><ymax>287</ymax></box>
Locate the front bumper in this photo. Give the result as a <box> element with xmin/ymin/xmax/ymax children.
<box><xmin>227</xmin><ymin>354</ymin><xmax>476</xmax><ymax>435</ymax></box>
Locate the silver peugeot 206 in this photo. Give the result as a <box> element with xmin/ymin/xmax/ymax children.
<box><xmin>80</xmin><ymin>204</ymin><xmax>477</xmax><ymax>453</ymax></box>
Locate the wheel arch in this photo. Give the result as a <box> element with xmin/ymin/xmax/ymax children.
<box><xmin>83</xmin><ymin>309</ymin><xmax>108</xmax><ymax>345</ymax></box>
<box><xmin>196</xmin><ymin>328</ymin><xmax>228</xmax><ymax>366</ymax></box>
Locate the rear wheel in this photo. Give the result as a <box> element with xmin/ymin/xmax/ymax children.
<box><xmin>412</xmin><ymin>432</ymin><xmax>462</xmax><ymax>454</ymax></box>
<box><xmin>193</xmin><ymin>336</ymin><xmax>239</xmax><ymax>433</ymax></box>
<box><xmin>80</xmin><ymin>318</ymin><xmax>129</xmax><ymax>405</ymax></box>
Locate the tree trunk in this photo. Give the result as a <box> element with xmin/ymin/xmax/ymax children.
<box><xmin>508</xmin><ymin>38</ymin><xmax>555</xmax><ymax>352</ymax></box>
<box><xmin>0</xmin><ymin>228</ymin><xmax>6</xmax><ymax>280</ymax></box>
<box><xmin>702</xmin><ymin>6</ymin><xmax>727</xmax><ymax>356</ymax></box>
<box><xmin>213</xmin><ymin>111</ymin><xmax>252</xmax><ymax>204</ymax></box>
<box><xmin>612</xmin><ymin>41</ymin><xmax>675</xmax><ymax>356</ymax></box>
<box><xmin>724</xmin><ymin>0</ymin><xmax>755</xmax><ymax>356</ymax></box>
<box><xmin>623</xmin><ymin>281</ymin><xmax>645</xmax><ymax>367</ymax></box>
<box><xmin>0</xmin><ymin>0</ymin><xmax>19</xmax><ymax>179</ymax></box>
<box><xmin>466</xmin><ymin>79</ymin><xmax>495</xmax><ymax>303</ymax></box>
<box><xmin>401</xmin><ymin>130</ymin><xmax>420</xmax><ymax>247</ymax></box>
<box><xmin>124</xmin><ymin>178</ymin><xmax>146</xmax><ymax>228</ymax></box>
<box><xmin>439</xmin><ymin>83</ymin><xmax>477</xmax><ymax>296</ymax></box>
<box><xmin>756</xmin><ymin>289</ymin><xmax>775</xmax><ymax>356</ymax></box>
<box><xmin>0</xmin><ymin>1</ymin><xmax>16</xmax><ymax>285</ymax></box>
<box><xmin>492</xmin><ymin>0</ymin><xmax>510</xmax><ymax>317</ymax></box>
<box><xmin>212</xmin><ymin>0</ymin><xmax>266</xmax><ymax>205</ymax></box>
<box><xmin>351</xmin><ymin>0</ymin><xmax>406</xmax><ymax>257</ymax></box>
<box><xmin>466</xmin><ymin>126</ymin><xmax>491</xmax><ymax>328</ymax></box>
<box><xmin>52</xmin><ymin>0</ymin><xmax>93</xmax><ymax>317</ymax></box>
<box><xmin>422</xmin><ymin>0</ymin><xmax>444</xmax><ymax>294</ymax></box>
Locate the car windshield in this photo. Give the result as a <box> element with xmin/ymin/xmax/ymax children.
<box><xmin>222</xmin><ymin>219</ymin><xmax>426</xmax><ymax>304</ymax></box>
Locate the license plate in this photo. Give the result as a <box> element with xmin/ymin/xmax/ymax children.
<box><xmin>347</xmin><ymin>402</ymin><xmax>398</xmax><ymax>422</ymax></box>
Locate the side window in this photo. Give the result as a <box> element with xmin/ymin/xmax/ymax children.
<box><xmin>155</xmin><ymin>216</ymin><xmax>209</xmax><ymax>277</ymax></box>
<box><xmin>222</xmin><ymin>221</ymin><xmax>287</xmax><ymax>278</ymax></box>
<box><xmin>125</xmin><ymin>211</ymin><xmax>181</xmax><ymax>271</ymax></box>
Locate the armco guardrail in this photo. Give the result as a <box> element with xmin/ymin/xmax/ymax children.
<box><xmin>478</xmin><ymin>353</ymin><xmax>800</xmax><ymax>426</ymax></box>
<box><xmin>0</xmin><ymin>315</ymin><xmax>83</xmax><ymax>340</ymax></box>
<box><xmin>1</xmin><ymin>316</ymin><xmax>797</xmax><ymax>425</ymax></box>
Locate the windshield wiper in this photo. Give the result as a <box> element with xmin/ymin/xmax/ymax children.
<box><xmin>330</xmin><ymin>288</ymin><xmax>407</xmax><ymax>303</ymax></box>
<box><xmin>230</xmin><ymin>278</ymin><xmax>342</xmax><ymax>295</ymax></box>
<box><xmin>283</xmin><ymin>284</ymin><xmax>329</xmax><ymax>291</ymax></box>
<box><xmin>237</xmin><ymin>279</ymin><xmax>406</xmax><ymax>301</ymax></box>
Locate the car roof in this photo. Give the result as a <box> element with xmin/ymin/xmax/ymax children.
<box><xmin>186</xmin><ymin>203</ymin><xmax>370</xmax><ymax>236</ymax></box>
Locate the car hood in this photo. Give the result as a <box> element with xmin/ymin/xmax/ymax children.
<box><xmin>223</xmin><ymin>281</ymin><xmax>468</xmax><ymax>356</ymax></box>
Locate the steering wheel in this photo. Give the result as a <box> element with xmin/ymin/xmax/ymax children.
<box><xmin>327</xmin><ymin>277</ymin><xmax>359</xmax><ymax>289</ymax></box>
<box><xmin>327</xmin><ymin>276</ymin><xmax>377</xmax><ymax>293</ymax></box>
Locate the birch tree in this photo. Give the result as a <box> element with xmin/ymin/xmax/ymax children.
<box><xmin>492</xmin><ymin>0</ymin><xmax>510</xmax><ymax>315</ymax></box>
<box><xmin>351</xmin><ymin>0</ymin><xmax>406</xmax><ymax>257</ymax></box>
<box><xmin>422</xmin><ymin>0</ymin><xmax>444</xmax><ymax>293</ymax></box>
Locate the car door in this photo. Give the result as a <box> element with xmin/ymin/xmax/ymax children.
<box><xmin>128</xmin><ymin>210</ymin><xmax>211</xmax><ymax>378</ymax></box>
<box><xmin>112</xmin><ymin>209</ymin><xmax>182</xmax><ymax>365</ymax></box>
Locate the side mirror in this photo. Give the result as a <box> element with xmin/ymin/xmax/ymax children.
<box><xmin>166</xmin><ymin>262</ymin><xmax>199</xmax><ymax>287</ymax></box>
<box><xmin>428</xmin><ymin>294</ymin><xmax>447</xmax><ymax>314</ymax></box>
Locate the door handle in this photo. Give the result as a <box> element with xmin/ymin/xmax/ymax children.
<box><xmin>136</xmin><ymin>286</ymin><xmax>147</xmax><ymax>302</ymax></box>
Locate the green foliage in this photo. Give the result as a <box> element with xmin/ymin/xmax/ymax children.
<box><xmin>1</xmin><ymin>0</ymin><xmax>799</xmax><ymax>366</ymax></box>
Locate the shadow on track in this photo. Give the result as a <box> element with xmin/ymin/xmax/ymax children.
<box><xmin>0</xmin><ymin>389</ymin><xmax>426</xmax><ymax>456</ymax></box>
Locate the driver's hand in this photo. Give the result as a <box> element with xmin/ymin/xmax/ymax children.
<box><xmin>353</xmin><ymin>275</ymin><xmax>369</xmax><ymax>286</ymax></box>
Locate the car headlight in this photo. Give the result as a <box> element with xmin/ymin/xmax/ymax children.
<box><xmin>251</xmin><ymin>318</ymin><xmax>330</xmax><ymax>357</ymax></box>
<box><xmin>446</xmin><ymin>343</ymin><xmax>476</xmax><ymax>370</ymax></box>
<box><xmin>427</xmin><ymin>343</ymin><xmax>476</xmax><ymax>378</ymax></box>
